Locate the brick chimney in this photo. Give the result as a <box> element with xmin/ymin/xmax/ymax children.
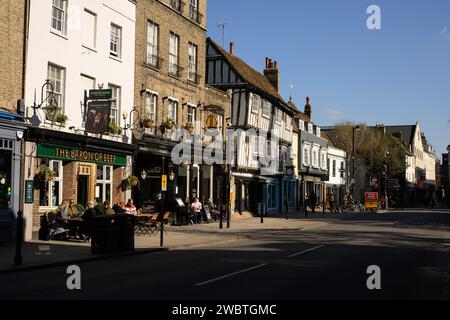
<box><xmin>264</xmin><ymin>57</ymin><xmax>280</xmax><ymax>93</ymax></box>
<box><xmin>230</xmin><ymin>42</ymin><xmax>234</xmax><ymax>55</ymax></box>
<box><xmin>304</xmin><ymin>97</ymin><xmax>312</xmax><ymax>120</ymax></box>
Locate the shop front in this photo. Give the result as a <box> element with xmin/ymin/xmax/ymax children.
<box><xmin>23</xmin><ymin>128</ymin><xmax>135</xmax><ymax>240</ymax></box>
<box><xmin>0</xmin><ymin>114</ymin><xmax>26</xmax><ymax>242</ymax></box>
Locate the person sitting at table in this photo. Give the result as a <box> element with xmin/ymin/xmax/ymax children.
<box><xmin>58</xmin><ymin>200</ymin><xmax>70</xmax><ymax>219</ymax></box>
<box><xmin>67</xmin><ymin>199</ymin><xmax>80</xmax><ymax>218</ymax></box>
<box><xmin>80</xmin><ymin>200</ymin><xmax>97</xmax><ymax>241</ymax></box>
<box><xmin>104</xmin><ymin>201</ymin><xmax>115</xmax><ymax>216</ymax></box>
<box><xmin>190</xmin><ymin>197</ymin><xmax>203</xmax><ymax>224</ymax></box>
<box><xmin>124</xmin><ymin>199</ymin><xmax>137</xmax><ymax>215</ymax></box>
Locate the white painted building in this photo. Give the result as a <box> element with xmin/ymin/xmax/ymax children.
<box><xmin>25</xmin><ymin>0</ymin><xmax>136</xmax><ymax>132</ymax></box>
<box><xmin>23</xmin><ymin>0</ymin><xmax>136</xmax><ymax>240</ymax></box>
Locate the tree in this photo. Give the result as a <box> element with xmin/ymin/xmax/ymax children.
<box><xmin>327</xmin><ymin>123</ymin><xmax>407</xmax><ymax>192</ymax></box>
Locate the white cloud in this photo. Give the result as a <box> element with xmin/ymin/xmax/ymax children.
<box><xmin>440</xmin><ymin>26</ymin><xmax>448</xmax><ymax>34</ymax></box>
<box><xmin>327</xmin><ymin>108</ymin><xmax>346</xmax><ymax>121</ymax></box>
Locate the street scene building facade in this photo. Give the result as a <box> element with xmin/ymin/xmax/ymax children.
<box><xmin>0</xmin><ymin>0</ymin><xmax>28</xmax><ymax>242</ymax></box>
<box><xmin>0</xmin><ymin>0</ymin><xmax>444</xmax><ymax>244</ymax></box>
<box><xmin>134</xmin><ymin>0</ymin><xmax>230</xmax><ymax>213</ymax></box>
<box><xmin>22</xmin><ymin>0</ymin><xmax>137</xmax><ymax>240</ymax></box>
<box><xmin>293</xmin><ymin>98</ymin><xmax>328</xmax><ymax>211</ymax></box>
<box><xmin>206</xmin><ymin>39</ymin><xmax>298</xmax><ymax>215</ymax></box>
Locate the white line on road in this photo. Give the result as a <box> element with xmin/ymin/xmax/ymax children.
<box><xmin>194</xmin><ymin>263</ymin><xmax>268</xmax><ymax>287</ymax></box>
<box><xmin>287</xmin><ymin>245</ymin><xmax>325</xmax><ymax>258</ymax></box>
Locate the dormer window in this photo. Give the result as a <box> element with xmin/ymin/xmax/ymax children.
<box><xmin>308</xmin><ymin>123</ymin><xmax>314</xmax><ymax>134</ymax></box>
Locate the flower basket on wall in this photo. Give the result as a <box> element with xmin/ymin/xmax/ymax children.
<box><xmin>36</xmin><ymin>166</ymin><xmax>56</xmax><ymax>183</ymax></box>
<box><xmin>185</xmin><ymin>123</ymin><xmax>194</xmax><ymax>133</ymax></box>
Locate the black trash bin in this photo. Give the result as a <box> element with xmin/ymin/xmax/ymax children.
<box><xmin>90</xmin><ymin>215</ymin><xmax>120</xmax><ymax>255</ymax></box>
<box><xmin>116</xmin><ymin>214</ymin><xmax>135</xmax><ymax>253</ymax></box>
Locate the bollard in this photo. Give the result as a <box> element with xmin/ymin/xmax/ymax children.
<box><xmin>226</xmin><ymin>205</ymin><xmax>231</xmax><ymax>229</ymax></box>
<box><xmin>14</xmin><ymin>211</ymin><xmax>24</xmax><ymax>266</ymax></box>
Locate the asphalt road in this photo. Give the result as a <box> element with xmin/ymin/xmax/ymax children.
<box><xmin>0</xmin><ymin>210</ymin><xmax>449</xmax><ymax>300</ymax></box>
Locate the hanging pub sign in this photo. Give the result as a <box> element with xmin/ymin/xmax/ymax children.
<box><xmin>85</xmin><ymin>101</ymin><xmax>111</xmax><ymax>134</ymax></box>
<box><xmin>89</xmin><ymin>89</ymin><xmax>112</xmax><ymax>100</ymax></box>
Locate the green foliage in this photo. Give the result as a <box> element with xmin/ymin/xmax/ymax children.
<box><xmin>54</xmin><ymin>112</ymin><xmax>68</xmax><ymax>125</ymax></box>
<box><xmin>75</xmin><ymin>203</ymin><xmax>86</xmax><ymax>213</ymax></box>
<box><xmin>108</xmin><ymin>123</ymin><xmax>122</xmax><ymax>135</ymax></box>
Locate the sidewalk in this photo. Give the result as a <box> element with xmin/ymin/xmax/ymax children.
<box><xmin>0</xmin><ymin>215</ymin><xmax>322</xmax><ymax>274</ymax></box>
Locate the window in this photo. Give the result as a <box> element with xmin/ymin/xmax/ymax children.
<box><xmin>39</xmin><ymin>160</ymin><xmax>62</xmax><ymax>207</ymax></box>
<box><xmin>47</xmin><ymin>63</ymin><xmax>65</xmax><ymax>111</ymax></box>
<box><xmin>145</xmin><ymin>92</ymin><xmax>157</xmax><ymax>122</ymax></box>
<box><xmin>147</xmin><ymin>21</ymin><xmax>159</xmax><ymax>68</ymax></box>
<box><xmin>96</xmin><ymin>166</ymin><xmax>112</xmax><ymax>204</ymax></box>
<box><xmin>262</xmin><ymin>100</ymin><xmax>271</xmax><ymax>117</ymax></box>
<box><xmin>82</xmin><ymin>9</ymin><xmax>97</xmax><ymax>49</ymax></box>
<box><xmin>308</xmin><ymin>123</ymin><xmax>314</xmax><ymax>134</ymax></box>
<box><xmin>168</xmin><ymin>99</ymin><xmax>178</xmax><ymax>121</ymax></box>
<box><xmin>299</xmin><ymin>120</ymin><xmax>305</xmax><ymax>131</ymax></box>
<box><xmin>51</xmin><ymin>0</ymin><xmax>67</xmax><ymax>34</ymax></box>
<box><xmin>171</xmin><ymin>0</ymin><xmax>182</xmax><ymax>11</ymax></box>
<box><xmin>275</xmin><ymin>109</ymin><xmax>282</xmax><ymax>124</ymax></box>
<box><xmin>286</xmin><ymin>115</ymin><xmax>292</xmax><ymax>129</ymax></box>
<box><xmin>169</xmin><ymin>32</ymin><xmax>180</xmax><ymax>77</ymax></box>
<box><xmin>188</xmin><ymin>42</ymin><xmax>198</xmax><ymax>83</ymax></box>
<box><xmin>251</xmin><ymin>94</ymin><xmax>261</xmax><ymax>114</ymax></box>
<box><xmin>189</xmin><ymin>0</ymin><xmax>199</xmax><ymax>22</ymax></box>
<box><xmin>303</xmin><ymin>146</ymin><xmax>310</xmax><ymax>166</ymax></box>
<box><xmin>316</xmin><ymin>127</ymin><xmax>321</xmax><ymax>137</ymax></box>
<box><xmin>108</xmin><ymin>84</ymin><xmax>121</xmax><ymax>125</ymax></box>
<box><xmin>312</xmin><ymin>149</ymin><xmax>319</xmax><ymax>168</ymax></box>
<box><xmin>110</xmin><ymin>24</ymin><xmax>122</xmax><ymax>58</ymax></box>
<box><xmin>268</xmin><ymin>184</ymin><xmax>278</xmax><ymax>209</ymax></box>
<box><xmin>340</xmin><ymin>161</ymin><xmax>345</xmax><ymax>178</ymax></box>
<box><xmin>332</xmin><ymin>160</ymin><xmax>336</xmax><ymax>177</ymax></box>
<box><xmin>321</xmin><ymin>152</ymin><xmax>326</xmax><ymax>170</ymax></box>
<box><xmin>187</xmin><ymin>105</ymin><xmax>196</xmax><ymax>124</ymax></box>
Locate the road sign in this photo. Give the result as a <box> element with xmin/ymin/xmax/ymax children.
<box><xmin>89</xmin><ymin>89</ymin><xmax>112</xmax><ymax>100</ymax></box>
<box><xmin>161</xmin><ymin>175</ymin><xmax>167</xmax><ymax>192</ymax></box>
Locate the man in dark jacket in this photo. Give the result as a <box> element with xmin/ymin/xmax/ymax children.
<box><xmin>310</xmin><ymin>191</ymin><xmax>317</xmax><ymax>214</ymax></box>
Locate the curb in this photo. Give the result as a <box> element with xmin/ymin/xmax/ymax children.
<box><xmin>0</xmin><ymin>248</ymin><xmax>167</xmax><ymax>275</ymax></box>
<box><xmin>0</xmin><ymin>235</ymin><xmax>250</xmax><ymax>275</ymax></box>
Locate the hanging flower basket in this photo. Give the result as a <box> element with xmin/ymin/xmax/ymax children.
<box><xmin>143</xmin><ymin>119</ymin><xmax>154</xmax><ymax>128</ymax></box>
<box><xmin>185</xmin><ymin>123</ymin><xmax>194</xmax><ymax>133</ymax></box>
<box><xmin>164</xmin><ymin>118</ymin><xmax>175</xmax><ymax>130</ymax></box>
<box><xmin>36</xmin><ymin>166</ymin><xmax>56</xmax><ymax>183</ymax></box>
<box><xmin>128</xmin><ymin>176</ymin><xmax>139</xmax><ymax>187</ymax></box>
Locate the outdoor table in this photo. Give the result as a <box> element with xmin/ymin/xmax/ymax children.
<box><xmin>57</xmin><ymin>217</ymin><xmax>84</xmax><ymax>240</ymax></box>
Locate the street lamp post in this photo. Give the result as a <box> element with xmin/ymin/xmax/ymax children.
<box><xmin>384</xmin><ymin>151</ymin><xmax>390</xmax><ymax>210</ymax></box>
<box><xmin>352</xmin><ymin>126</ymin><xmax>361</xmax><ymax>200</ymax></box>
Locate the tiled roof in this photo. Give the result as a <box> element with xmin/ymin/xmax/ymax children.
<box><xmin>207</xmin><ymin>38</ymin><xmax>299</xmax><ymax>115</ymax></box>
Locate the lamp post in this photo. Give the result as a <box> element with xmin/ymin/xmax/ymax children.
<box><xmin>384</xmin><ymin>151</ymin><xmax>390</xmax><ymax>210</ymax></box>
<box><xmin>30</xmin><ymin>79</ymin><xmax>61</xmax><ymax>125</ymax></box>
<box><xmin>352</xmin><ymin>126</ymin><xmax>361</xmax><ymax>200</ymax></box>
<box><xmin>122</xmin><ymin>107</ymin><xmax>144</xmax><ymax>140</ymax></box>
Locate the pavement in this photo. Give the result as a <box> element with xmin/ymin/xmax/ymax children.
<box><xmin>0</xmin><ymin>209</ymin><xmax>449</xmax><ymax>300</ymax></box>
<box><xmin>0</xmin><ymin>212</ymin><xmax>324</xmax><ymax>274</ymax></box>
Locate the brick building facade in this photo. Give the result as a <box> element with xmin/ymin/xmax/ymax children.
<box><xmin>134</xmin><ymin>0</ymin><xmax>231</xmax><ymax>212</ymax></box>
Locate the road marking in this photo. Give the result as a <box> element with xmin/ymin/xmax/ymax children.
<box><xmin>287</xmin><ymin>245</ymin><xmax>325</xmax><ymax>258</ymax></box>
<box><xmin>194</xmin><ymin>263</ymin><xmax>268</xmax><ymax>287</ymax></box>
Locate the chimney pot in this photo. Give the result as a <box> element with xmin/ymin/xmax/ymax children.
<box><xmin>274</xmin><ymin>61</ymin><xmax>278</xmax><ymax>69</ymax></box>
<box><xmin>265</xmin><ymin>57</ymin><xmax>269</xmax><ymax>69</ymax></box>
<box><xmin>230</xmin><ymin>42</ymin><xmax>234</xmax><ymax>55</ymax></box>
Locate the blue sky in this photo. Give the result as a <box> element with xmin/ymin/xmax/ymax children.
<box><xmin>206</xmin><ymin>0</ymin><xmax>450</xmax><ymax>157</ymax></box>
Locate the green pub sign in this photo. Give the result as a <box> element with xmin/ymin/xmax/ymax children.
<box><xmin>89</xmin><ymin>89</ymin><xmax>112</xmax><ymax>100</ymax></box>
<box><xmin>25</xmin><ymin>180</ymin><xmax>34</xmax><ymax>204</ymax></box>
<box><xmin>37</xmin><ymin>144</ymin><xmax>127</xmax><ymax>166</ymax></box>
